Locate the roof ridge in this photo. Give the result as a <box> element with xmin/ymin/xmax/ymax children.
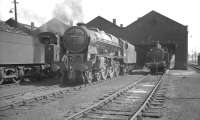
<box><xmin>126</xmin><ymin>10</ymin><xmax>186</xmax><ymax>28</ymax></box>
<box><xmin>87</xmin><ymin>16</ymin><xmax>121</xmax><ymax>28</ymax></box>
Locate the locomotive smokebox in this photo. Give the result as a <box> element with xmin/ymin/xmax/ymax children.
<box><xmin>63</xmin><ymin>26</ymin><xmax>89</xmax><ymax>53</ymax></box>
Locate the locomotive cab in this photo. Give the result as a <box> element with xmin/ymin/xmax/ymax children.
<box><xmin>38</xmin><ymin>32</ymin><xmax>61</xmax><ymax>64</ymax></box>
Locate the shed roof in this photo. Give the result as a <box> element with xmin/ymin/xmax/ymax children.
<box><xmin>126</xmin><ymin>10</ymin><xmax>186</xmax><ymax>29</ymax></box>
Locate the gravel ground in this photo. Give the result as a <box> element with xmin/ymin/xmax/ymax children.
<box><xmin>144</xmin><ymin>68</ymin><xmax>200</xmax><ymax>120</ymax></box>
<box><xmin>0</xmin><ymin>75</ymin><xmax>143</xmax><ymax>120</ymax></box>
<box><xmin>0</xmin><ymin>78</ymin><xmax>62</xmax><ymax>109</ymax></box>
<box><xmin>0</xmin><ymin>78</ymin><xmax>60</xmax><ymax>97</ymax></box>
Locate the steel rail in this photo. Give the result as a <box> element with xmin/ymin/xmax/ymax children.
<box><xmin>0</xmin><ymin>86</ymin><xmax>50</xmax><ymax>100</ymax></box>
<box><xmin>189</xmin><ymin>64</ymin><xmax>200</xmax><ymax>72</ymax></box>
<box><xmin>0</xmin><ymin>82</ymin><xmax>18</xmax><ymax>89</ymax></box>
<box><xmin>129</xmin><ymin>70</ymin><xmax>169</xmax><ymax>120</ymax></box>
<box><xmin>0</xmin><ymin>74</ymin><xmax>115</xmax><ymax>100</ymax></box>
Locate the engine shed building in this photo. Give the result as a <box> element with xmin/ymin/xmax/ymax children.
<box><xmin>87</xmin><ymin>10</ymin><xmax>188</xmax><ymax>69</ymax></box>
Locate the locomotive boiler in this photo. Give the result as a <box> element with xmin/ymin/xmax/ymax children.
<box><xmin>62</xmin><ymin>24</ymin><xmax>136</xmax><ymax>84</ymax></box>
<box><xmin>145</xmin><ymin>41</ymin><xmax>169</xmax><ymax>74</ymax></box>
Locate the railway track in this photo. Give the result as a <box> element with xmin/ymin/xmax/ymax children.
<box><xmin>0</xmin><ymin>75</ymin><xmax>142</xmax><ymax>111</ymax></box>
<box><xmin>0</xmin><ymin>85</ymin><xmax>56</xmax><ymax>100</ymax></box>
<box><xmin>0</xmin><ymin>76</ymin><xmax>116</xmax><ymax>101</ymax></box>
<box><xmin>0</xmin><ymin>82</ymin><xmax>19</xmax><ymax>89</ymax></box>
<box><xmin>64</xmin><ymin>71</ymin><xmax>168</xmax><ymax>120</ymax></box>
<box><xmin>0</xmin><ymin>84</ymin><xmax>63</xmax><ymax>110</ymax></box>
<box><xmin>189</xmin><ymin>64</ymin><xmax>200</xmax><ymax>72</ymax></box>
<box><xmin>0</xmin><ymin>78</ymin><xmax>61</xmax><ymax>101</ymax></box>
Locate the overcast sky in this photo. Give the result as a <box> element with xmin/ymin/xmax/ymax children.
<box><xmin>0</xmin><ymin>0</ymin><xmax>199</xmax><ymax>54</ymax></box>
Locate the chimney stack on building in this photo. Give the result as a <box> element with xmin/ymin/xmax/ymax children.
<box><xmin>31</xmin><ymin>22</ymin><xmax>34</xmax><ymax>30</ymax></box>
<box><xmin>113</xmin><ymin>19</ymin><xmax>116</xmax><ymax>25</ymax></box>
<box><xmin>120</xmin><ymin>24</ymin><xmax>123</xmax><ymax>28</ymax></box>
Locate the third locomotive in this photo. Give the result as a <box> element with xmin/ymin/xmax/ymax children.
<box><xmin>145</xmin><ymin>41</ymin><xmax>169</xmax><ymax>74</ymax></box>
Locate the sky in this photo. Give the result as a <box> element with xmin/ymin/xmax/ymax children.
<box><xmin>0</xmin><ymin>0</ymin><xmax>199</xmax><ymax>54</ymax></box>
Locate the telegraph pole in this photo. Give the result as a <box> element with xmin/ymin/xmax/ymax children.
<box><xmin>13</xmin><ymin>0</ymin><xmax>18</xmax><ymax>23</ymax></box>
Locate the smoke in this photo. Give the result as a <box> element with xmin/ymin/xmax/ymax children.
<box><xmin>20</xmin><ymin>9</ymin><xmax>47</xmax><ymax>26</ymax></box>
<box><xmin>0</xmin><ymin>0</ymin><xmax>84</xmax><ymax>26</ymax></box>
<box><xmin>52</xmin><ymin>0</ymin><xmax>83</xmax><ymax>25</ymax></box>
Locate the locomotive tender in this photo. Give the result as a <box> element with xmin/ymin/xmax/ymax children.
<box><xmin>0</xmin><ymin>26</ymin><xmax>46</xmax><ymax>84</ymax></box>
<box><xmin>0</xmin><ymin>21</ymin><xmax>63</xmax><ymax>84</ymax></box>
<box><xmin>145</xmin><ymin>41</ymin><xmax>169</xmax><ymax>74</ymax></box>
<box><xmin>62</xmin><ymin>24</ymin><xmax>136</xmax><ymax>84</ymax></box>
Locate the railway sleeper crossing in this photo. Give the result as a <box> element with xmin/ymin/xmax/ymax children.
<box><xmin>64</xmin><ymin>70</ymin><xmax>169</xmax><ymax>120</ymax></box>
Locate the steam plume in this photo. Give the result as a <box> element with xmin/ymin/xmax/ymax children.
<box><xmin>53</xmin><ymin>0</ymin><xmax>83</xmax><ymax>25</ymax></box>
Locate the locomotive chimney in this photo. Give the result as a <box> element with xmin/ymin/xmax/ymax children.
<box><xmin>113</xmin><ymin>19</ymin><xmax>116</xmax><ymax>25</ymax></box>
<box><xmin>77</xmin><ymin>22</ymin><xmax>86</xmax><ymax>26</ymax></box>
<box><xmin>77</xmin><ymin>22</ymin><xmax>87</xmax><ymax>29</ymax></box>
<box><xmin>120</xmin><ymin>24</ymin><xmax>123</xmax><ymax>28</ymax></box>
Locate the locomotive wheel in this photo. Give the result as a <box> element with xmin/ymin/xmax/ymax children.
<box><xmin>85</xmin><ymin>71</ymin><xmax>93</xmax><ymax>84</ymax></box>
<box><xmin>12</xmin><ymin>77</ymin><xmax>21</xmax><ymax>84</ymax></box>
<box><xmin>150</xmin><ymin>68</ymin><xmax>156</xmax><ymax>75</ymax></box>
<box><xmin>0</xmin><ymin>78</ymin><xmax>4</xmax><ymax>85</ymax></box>
<box><xmin>95</xmin><ymin>72</ymin><xmax>101</xmax><ymax>81</ymax></box>
<box><xmin>101</xmin><ymin>68</ymin><xmax>108</xmax><ymax>80</ymax></box>
<box><xmin>115</xmin><ymin>65</ymin><xmax>120</xmax><ymax>77</ymax></box>
<box><xmin>109</xmin><ymin>67</ymin><xmax>115</xmax><ymax>79</ymax></box>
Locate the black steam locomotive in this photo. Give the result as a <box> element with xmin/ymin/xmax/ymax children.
<box><xmin>61</xmin><ymin>24</ymin><xmax>137</xmax><ymax>84</ymax></box>
<box><xmin>145</xmin><ymin>41</ymin><xmax>169</xmax><ymax>74</ymax></box>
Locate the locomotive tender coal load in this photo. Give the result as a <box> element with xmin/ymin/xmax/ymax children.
<box><xmin>62</xmin><ymin>24</ymin><xmax>136</xmax><ymax>84</ymax></box>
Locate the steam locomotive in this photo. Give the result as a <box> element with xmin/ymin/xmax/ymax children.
<box><xmin>145</xmin><ymin>41</ymin><xmax>169</xmax><ymax>74</ymax></box>
<box><xmin>61</xmin><ymin>23</ymin><xmax>136</xmax><ymax>84</ymax></box>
